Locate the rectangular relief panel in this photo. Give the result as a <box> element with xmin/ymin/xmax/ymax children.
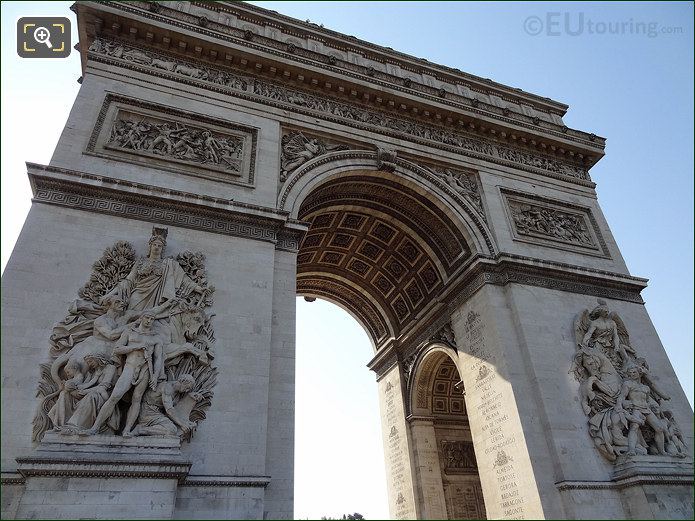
<box><xmin>501</xmin><ymin>188</ymin><xmax>610</xmax><ymax>257</ymax></box>
<box><xmin>87</xmin><ymin>94</ymin><xmax>258</xmax><ymax>187</ymax></box>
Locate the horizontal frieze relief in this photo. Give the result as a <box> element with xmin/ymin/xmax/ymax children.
<box><xmin>107</xmin><ymin>1</ymin><xmax>603</xmax><ymax>149</ymax></box>
<box><xmin>86</xmin><ymin>93</ymin><xmax>258</xmax><ymax>187</ymax></box>
<box><xmin>501</xmin><ymin>189</ymin><xmax>610</xmax><ymax>257</ymax></box>
<box><xmin>87</xmin><ymin>37</ymin><xmax>593</xmax><ymax>186</ymax></box>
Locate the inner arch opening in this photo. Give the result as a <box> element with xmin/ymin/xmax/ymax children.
<box><xmin>295</xmin><ymin>171</ymin><xmax>474</xmax><ymax>349</ymax></box>
<box><xmin>409</xmin><ymin>349</ymin><xmax>487</xmax><ymax>519</ymax></box>
<box><xmin>294</xmin><ymin>297</ymin><xmax>388</xmax><ymax>519</ymax></box>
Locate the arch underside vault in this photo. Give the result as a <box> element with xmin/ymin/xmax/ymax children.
<box><xmin>295</xmin><ymin>172</ymin><xmax>474</xmax><ymax>348</ymax></box>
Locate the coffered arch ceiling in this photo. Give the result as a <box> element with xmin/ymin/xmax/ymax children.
<box><xmin>296</xmin><ymin>173</ymin><xmax>473</xmax><ymax>349</ymax></box>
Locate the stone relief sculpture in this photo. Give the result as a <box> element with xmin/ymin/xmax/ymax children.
<box><xmin>279</xmin><ymin>131</ymin><xmax>349</xmax><ymax>181</ymax></box>
<box><xmin>571</xmin><ymin>300</ymin><xmax>687</xmax><ymax>461</ymax></box>
<box><xmin>88</xmin><ymin>38</ymin><xmax>248</xmax><ymax>90</ymax></box>
<box><xmin>33</xmin><ymin>227</ymin><xmax>217</xmax><ymax>443</ymax></box>
<box><xmin>108</xmin><ymin>117</ymin><xmax>244</xmax><ymax>173</ymax></box>
<box><xmin>442</xmin><ymin>440</ymin><xmax>478</xmax><ymax>472</ymax></box>
<box><xmin>88</xmin><ymin>37</ymin><xmax>589</xmax><ymax>182</ymax></box>
<box><xmin>509</xmin><ymin>200</ymin><xmax>594</xmax><ymax>247</ymax></box>
<box><xmin>428</xmin><ymin>167</ymin><xmax>485</xmax><ymax>221</ymax></box>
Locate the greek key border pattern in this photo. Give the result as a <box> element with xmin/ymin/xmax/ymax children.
<box><xmin>31</xmin><ymin>177</ymin><xmax>280</xmax><ymax>244</ymax></box>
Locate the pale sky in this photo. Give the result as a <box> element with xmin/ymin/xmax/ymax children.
<box><xmin>2</xmin><ymin>2</ymin><xmax>693</xmax><ymax>520</ymax></box>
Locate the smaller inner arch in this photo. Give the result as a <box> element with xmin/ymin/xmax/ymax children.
<box><xmin>409</xmin><ymin>350</ymin><xmax>487</xmax><ymax>520</ymax></box>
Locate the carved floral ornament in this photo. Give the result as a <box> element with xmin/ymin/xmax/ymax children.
<box><xmin>571</xmin><ymin>300</ymin><xmax>688</xmax><ymax>461</ymax></box>
<box><xmin>33</xmin><ymin>227</ymin><xmax>218</xmax><ymax>443</ymax></box>
<box><xmin>87</xmin><ymin>37</ymin><xmax>591</xmax><ymax>185</ymax></box>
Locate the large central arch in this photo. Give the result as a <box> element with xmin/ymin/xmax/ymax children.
<box><xmin>284</xmin><ymin>151</ymin><xmax>494</xmax><ymax>349</ymax></box>
<box><xmin>1</xmin><ymin>2</ymin><xmax>692</xmax><ymax>520</ymax></box>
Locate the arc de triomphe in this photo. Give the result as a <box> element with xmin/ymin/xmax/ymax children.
<box><xmin>1</xmin><ymin>2</ymin><xmax>692</xmax><ymax>520</ymax></box>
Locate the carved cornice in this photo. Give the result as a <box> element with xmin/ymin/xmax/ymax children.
<box><xmin>367</xmin><ymin>345</ymin><xmax>400</xmax><ymax>381</ymax></box>
<box><xmin>79</xmin><ymin>1</ymin><xmax>605</xmax><ymax>157</ymax></box>
<box><xmin>441</xmin><ymin>252</ymin><xmax>646</xmax><ymax>328</ymax></box>
<box><xmin>82</xmin><ymin>34</ymin><xmax>595</xmax><ymax>188</ymax></box>
<box><xmin>27</xmin><ymin>163</ymin><xmax>301</xmax><ymax>246</ymax></box>
<box><xmin>16</xmin><ymin>457</ymin><xmax>192</xmax><ymax>481</ymax></box>
<box><xmin>180</xmin><ymin>475</ymin><xmax>271</xmax><ymax>488</ymax></box>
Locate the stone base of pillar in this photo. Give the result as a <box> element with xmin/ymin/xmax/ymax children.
<box><xmin>13</xmin><ymin>433</ymin><xmax>190</xmax><ymax>519</ymax></box>
<box><xmin>612</xmin><ymin>454</ymin><xmax>693</xmax><ymax>483</ymax></box>
<box><xmin>556</xmin><ymin>455</ymin><xmax>693</xmax><ymax>519</ymax></box>
<box><xmin>613</xmin><ymin>455</ymin><xmax>694</xmax><ymax>519</ymax></box>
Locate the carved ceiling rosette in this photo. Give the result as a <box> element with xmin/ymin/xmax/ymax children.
<box><xmin>33</xmin><ymin>227</ymin><xmax>218</xmax><ymax>443</ymax></box>
<box><xmin>570</xmin><ymin>299</ymin><xmax>688</xmax><ymax>461</ymax></box>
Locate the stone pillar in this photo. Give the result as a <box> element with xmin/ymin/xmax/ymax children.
<box><xmin>377</xmin><ymin>364</ymin><xmax>418</xmax><ymax>519</ymax></box>
<box><xmin>450</xmin><ymin>281</ymin><xmax>694</xmax><ymax>520</ymax></box>
<box><xmin>451</xmin><ymin>285</ymin><xmax>551</xmax><ymax>520</ymax></box>
<box><xmin>409</xmin><ymin>419</ymin><xmax>448</xmax><ymax>519</ymax></box>
<box><xmin>262</xmin><ymin>236</ymin><xmax>303</xmax><ymax>519</ymax></box>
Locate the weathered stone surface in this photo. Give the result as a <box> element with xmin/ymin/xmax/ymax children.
<box><xmin>1</xmin><ymin>1</ymin><xmax>691</xmax><ymax>519</ymax></box>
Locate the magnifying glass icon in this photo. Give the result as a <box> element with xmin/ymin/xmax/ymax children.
<box><xmin>33</xmin><ymin>26</ymin><xmax>53</xmax><ymax>49</ymax></box>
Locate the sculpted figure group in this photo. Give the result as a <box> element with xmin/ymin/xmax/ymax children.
<box><xmin>572</xmin><ymin>300</ymin><xmax>687</xmax><ymax>461</ymax></box>
<box><xmin>34</xmin><ymin>227</ymin><xmax>217</xmax><ymax>442</ymax></box>
<box><xmin>109</xmin><ymin>118</ymin><xmax>244</xmax><ymax>172</ymax></box>
<box><xmin>510</xmin><ymin>202</ymin><xmax>593</xmax><ymax>246</ymax></box>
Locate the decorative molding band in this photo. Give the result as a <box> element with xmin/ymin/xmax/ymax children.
<box><xmin>101</xmin><ymin>1</ymin><xmax>604</xmax><ymax>151</ymax></box>
<box><xmin>86</xmin><ymin>93</ymin><xmax>259</xmax><ymax>187</ymax></box>
<box><xmin>16</xmin><ymin>457</ymin><xmax>191</xmax><ymax>481</ymax></box>
<box><xmin>556</xmin><ymin>475</ymin><xmax>694</xmax><ymax>491</ymax></box>
<box><xmin>446</xmin><ymin>255</ymin><xmax>646</xmax><ymax>310</ymax></box>
<box><xmin>0</xmin><ymin>473</ymin><xmax>26</xmax><ymax>485</ymax></box>
<box><xmin>86</xmin><ymin>37</ymin><xmax>594</xmax><ymax>187</ymax></box>
<box><xmin>501</xmin><ymin>188</ymin><xmax>610</xmax><ymax>257</ymax></box>
<box><xmin>367</xmin><ymin>346</ymin><xmax>400</xmax><ymax>382</ymax></box>
<box><xmin>27</xmin><ymin>164</ymin><xmax>296</xmax><ymax>245</ymax></box>
<box><xmin>180</xmin><ymin>475</ymin><xmax>271</xmax><ymax>488</ymax></box>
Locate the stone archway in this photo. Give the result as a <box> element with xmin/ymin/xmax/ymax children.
<box><xmin>286</xmin><ymin>154</ymin><xmax>493</xmax><ymax>519</ymax></box>
<box><xmin>1</xmin><ymin>2</ymin><xmax>692</xmax><ymax>520</ymax></box>
<box><xmin>408</xmin><ymin>346</ymin><xmax>486</xmax><ymax>519</ymax></box>
<box><xmin>285</xmin><ymin>151</ymin><xmax>493</xmax><ymax>351</ymax></box>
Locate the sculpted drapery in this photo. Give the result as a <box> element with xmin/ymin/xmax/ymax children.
<box><xmin>572</xmin><ymin>300</ymin><xmax>687</xmax><ymax>461</ymax></box>
<box><xmin>33</xmin><ymin>227</ymin><xmax>217</xmax><ymax>442</ymax></box>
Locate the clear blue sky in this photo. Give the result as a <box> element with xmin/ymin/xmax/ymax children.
<box><xmin>2</xmin><ymin>2</ymin><xmax>693</xmax><ymax>519</ymax></box>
